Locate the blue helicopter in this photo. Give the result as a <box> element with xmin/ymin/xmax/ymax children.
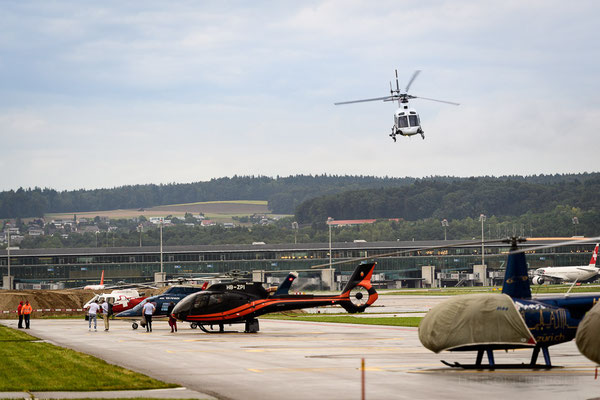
<box><xmin>419</xmin><ymin>237</ymin><xmax>600</xmax><ymax>369</ymax></box>
<box><xmin>116</xmin><ymin>285</ymin><xmax>206</xmax><ymax>329</ymax></box>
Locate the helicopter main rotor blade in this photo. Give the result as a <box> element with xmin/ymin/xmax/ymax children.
<box><xmin>404</xmin><ymin>70</ymin><xmax>421</xmax><ymax>93</ymax></box>
<box><xmin>334</xmin><ymin>96</ymin><xmax>394</xmax><ymax>105</ymax></box>
<box><xmin>413</xmin><ymin>95</ymin><xmax>460</xmax><ymax>106</ymax></box>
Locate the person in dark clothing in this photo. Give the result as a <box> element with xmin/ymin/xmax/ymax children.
<box><xmin>17</xmin><ymin>301</ymin><xmax>24</xmax><ymax>329</ymax></box>
<box><xmin>167</xmin><ymin>302</ymin><xmax>177</xmax><ymax>333</ymax></box>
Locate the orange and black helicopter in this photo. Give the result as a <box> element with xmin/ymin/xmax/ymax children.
<box><xmin>171</xmin><ymin>262</ymin><xmax>378</xmax><ymax>333</ymax></box>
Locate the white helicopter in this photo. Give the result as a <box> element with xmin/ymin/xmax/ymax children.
<box><xmin>334</xmin><ymin>70</ymin><xmax>459</xmax><ymax>142</ymax></box>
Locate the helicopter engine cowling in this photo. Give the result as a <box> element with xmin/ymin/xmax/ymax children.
<box><xmin>531</xmin><ymin>275</ymin><xmax>545</xmax><ymax>285</ymax></box>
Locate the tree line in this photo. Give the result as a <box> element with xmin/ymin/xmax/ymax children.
<box><xmin>0</xmin><ymin>175</ymin><xmax>415</xmax><ymax>219</ymax></box>
<box><xmin>1</xmin><ymin>173</ymin><xmax>598</xmax><ymax>220</ymax></box>
<box><xmin>16</xmin><ymin>205</ymin><xmax>599</xmax><ymax>249</ymax></box>
<box><xmin>294</xmin><ymin>175</ymin><xmax>600</xmax><ymax>223</ymax></box>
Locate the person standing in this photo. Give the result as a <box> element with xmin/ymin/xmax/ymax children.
<box><xmin>22</xmin><ymin>301</ymin><xmax>32</xmax><ymax>329</ymax></box>
<box><xmin>88</xmin><ymin>300</ymin><xmax>100</xmax><ymax>331</ymax></box>
<box><xmin>101</xmin><ymin>299</ymin><xmax>110</xmax><ymax>331</ymax></box>
<box><xmin>167</xmin><ymin>302</ymin><xmax>177</xmax><ymax>333</ymax></box>
<box><xmin>17</xmin><ymin>301</ymin><xmax>24</xmax><ymax>329</ymax></box>
<box><xmin>142</xmin><ymin>301</ymin><xmax>155</xmax><ymax>332</ymax></box>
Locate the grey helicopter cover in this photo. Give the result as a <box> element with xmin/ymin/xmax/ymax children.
<box><xmin>419</xmin><ymin>293</ymin><xmax>536</xmax><ymax>353</ymax></box>
<box><xmin>576</xmin><ymin>301</ymin><xmax>600</xmax><ymax>364</ymax></box>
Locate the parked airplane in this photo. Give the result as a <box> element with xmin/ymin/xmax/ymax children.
<box><xmin>83</xmin><ymin>270</ymin><xmax>105</xmax><ymax>290</ymax></box>
<box><xmin>532</xmin><ymin>243</ymin><xmax>599</xmax><ymax>284</ymax></box>
<box><xmin>171</xmin><ymin>262</ymin><xmax>378</xmax><ymax>333</ymax></box>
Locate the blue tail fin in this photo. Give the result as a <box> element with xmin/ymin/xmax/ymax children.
<box><xmin>274</xmin><ymin>272</ymin><xmax>298</xmax><ymax>296</ymax></box>
<box><xmin>501</xmin><ymin>238</ymin><xmax>531</xmax><ymax>299</ymax></box>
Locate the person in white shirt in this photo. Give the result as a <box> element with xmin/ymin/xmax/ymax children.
<box><xmin>142</xmin><ymin>301</ymin><xmax>156</xmax><ymax>332</ymax></box>
<box><xmin>101</xmin><ymin>300</ymin><xmax>110</xmax><ymax>331</ymax></box>
<box><xmin>87</xmin><ymin>300</ymin><xmax>100</xmax><ymax>331</ymax></box>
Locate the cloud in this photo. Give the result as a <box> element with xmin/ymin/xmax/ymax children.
<box><xmin>0</xmin><ymin>1</ymin><xmax>598</xmax><ymax>191</ymax></box>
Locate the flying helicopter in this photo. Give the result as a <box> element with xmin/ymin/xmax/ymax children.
<box><xmin>334</xmin><ymin>70</ymin><xmax>459</xmax><ymax>142</ymax></box>
<box><xmin>171</xmin><ymin>262</ymin><xmax>378</xmax><ymax>333</ymax></box>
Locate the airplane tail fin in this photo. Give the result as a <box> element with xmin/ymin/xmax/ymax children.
<box><xmin>100</xmin><ymin>270</ymin><xmax>105</xmax><ymax>286</ymax></box>
<box><xmin>501</xmin><ymin>239</ymin><xmax>531</xmax><ymax>299</ymax></box>
<box><xmin>588</xmin><ymin>244</ymin><xmax>598</xmax><ymax>268</ymax></box>
<box><xmin>339</xmin><ymin>262</ymin><xmax>378</xmax><ymax>313</ymax></box>
<box><xmin>274</xmin><ymin>272</ymin><xmax>298</xmax><ymax>296</ymax></box>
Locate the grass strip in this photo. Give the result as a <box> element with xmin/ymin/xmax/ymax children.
<box><xmin>263</xmin><ymin>314</ymin><xmax>422</xmax><ymax>327</ymax></box>
<box><xmin>0</xmin><ymin>325</ymin><xmax>177</xmax><ymax>392</ymax></box>
<box><xmin>383</xmin><ymin>286</ymin><xmax>600</xmax><ymax>296</ymax></box>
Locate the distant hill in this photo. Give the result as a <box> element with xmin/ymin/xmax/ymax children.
<box><xmin>294</xmin><ymin>173</ymin><xmax>600</xmax><ymax>223</ymax></box>
<box><xmin>1</xmin><ymin>173</ymin><xmax>598</xmax><ymax>220</ymax></box>
<box><xmin>0</xmin><ymin>175</ymin><xmax>415</xmax><ymax>219</ymax></box>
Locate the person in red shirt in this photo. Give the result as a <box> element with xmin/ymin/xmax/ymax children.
<box><xmin>22</xmin><ymin>301</ymin><xmax>33</xmax><ymax>329</ymax></box>
<box><xmin>17</xmin><ymin>301</ymin><xmax>24</xmax><ymax>329</ymax></box>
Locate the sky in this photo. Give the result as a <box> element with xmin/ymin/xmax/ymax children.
<box><xmin>1</xmin><ymin>1</ymin><xmax>599</xmax><ymax>192</ymax></box>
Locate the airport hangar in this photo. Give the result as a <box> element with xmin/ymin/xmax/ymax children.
<box><xmin>0</xmin><ymin>238</ymin><xmax>596</xmax><ymax>290</ymax></box>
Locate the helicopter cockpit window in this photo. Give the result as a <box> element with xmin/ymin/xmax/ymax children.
<box><xmin>208</xmin><ymin>294</ymin><xmax>225</xmax><ymax>306</ymax></box>
<box><xmin>408</xmin><ymin>115</ymin><xmax>419</xmax><ymax>126</ymax></box>
<box><xmin>397</xmin><ymin>116</ymin><xmax>408</xmax><ymax>128</ymax></box>
<box><xmin>194</xmin><ymin>293</ymin><xmax>210</xmax><ymax>309</ymax></box>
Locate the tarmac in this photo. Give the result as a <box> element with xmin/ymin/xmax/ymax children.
<box><xmin>1</xmin><ymin>295</ymin><xmax>600</xmax><ymax>400</ymax></box>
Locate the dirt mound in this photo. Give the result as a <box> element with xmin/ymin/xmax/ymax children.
<box><xmin>0</xmin><ymin>288</ymin><xmax>165</xmax><ymax>319</ymax></box>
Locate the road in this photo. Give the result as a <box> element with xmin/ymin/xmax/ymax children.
<box><xmin>2</xmin><ymin>295</ymin><xmax>599</xmax><ymax>400</ymax></box>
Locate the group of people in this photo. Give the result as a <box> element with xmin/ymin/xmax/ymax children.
<box><xmin>86</xmin><ymin>299</ymin><xmax>113</xmax><ymax>331</ymax></box>
<box><xmin>16</xmin><ymin>299</ymin><xmax>179</xmax><ymax>333</ymax></box>
<box><xmin>86</xmin><ymin>300</ymin><xmax>177</xmax><ymax>333</ymax></box>
<box><xmin>17</xmin><ymin>300</ymin><xmax>33</xmax><ymax>329</ymax></box>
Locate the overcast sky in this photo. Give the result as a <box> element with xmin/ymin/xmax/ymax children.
<box><xmin>1</xmin><ymin>1</ymin><xmax>599</xmax><ymax>192</ymax></box>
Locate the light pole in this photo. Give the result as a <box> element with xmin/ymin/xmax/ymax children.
<box><xmin>479</xmin><ymin>214</ymin><xmax>486</xmax><ymax>266</ymax></box>
<box><xmin>441</xmin><ymin>219</ymin><xmax>449</xmax><ymax>240</ymax></box>
<box><xmin>292</xmin><ymin>221</ymin><xmax>298</xmax><ymax>244</ymax></box>
<box><xmin>159</xmin><ymin>220</ymin><xmax>164</xmax><ymax>274</ymax></box>
<box><xmin>95</xmin><ymin>231</ymin><xmax>99</xmax><ymax>247</ymax></box>
<box><xmin>6</xmin><ymin>231</ymin><xmax>11</xmax><ymax>288</ymax></box>
<box><xmin>572</xmin><ymin>217</ymin><xmax>579</xmax><ymax>236</ymax></box>
<box><xmin>327</xmin><ymin>217</ymin><xmax>334</xmax><ymax>291</ymax></box>
<box><xmin>327</xmin><ymin>217</ymin><xmax>334</xmax><ymax>272</ymax></box>
<box><xmin>138</xmin><ymin>224</ymin><xmax>143</xmax><ymax>247</ymax></box>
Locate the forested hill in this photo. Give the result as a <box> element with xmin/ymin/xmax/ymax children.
<box><xmin>1</xmin><ymin>173</ymin><xmax>598</xmax><ymax>220</ymax></box>
<box><xmin>294</xmin><ymin>174</ymin><xmax>600</xmax><ymax>223</ymax></box>
<box><xmin>0</xmin><ymin>175</ymin><xmax>415</xmax><ymax>219</ymax></box>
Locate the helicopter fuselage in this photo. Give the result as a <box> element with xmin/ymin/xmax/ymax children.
<box><xmin>391</xmin><ymin>103</ymin><xmax>424</xmax><ymax>140</ymax></box>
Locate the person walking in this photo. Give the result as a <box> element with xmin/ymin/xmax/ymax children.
<box><xmin>17</xmin><ymin>301</ymin><xmax>24</xmax><ymax>329</ymax></box>
<box><xmin>22</xmin><ymin>301</ymin><xmax>32</xmax><ymax>329</ymax></box>
<box><xmin>87</xmin><ymin>300</ymin><xmax>100</xmax><ymax>331</ymax></box>
<box><xmin>101</xmin><ymin>299</ymin><xmax>110</xmax><ymax>331</ymax></box>
<box><xmin>167</xmin><ymin>302</ymin><xmax>177</xmax><ymax>333</ymax></box>
<box><xmin>142</xmin><ymin>301</ymin><xmax>155</xmax><ymax>332</ymax></box>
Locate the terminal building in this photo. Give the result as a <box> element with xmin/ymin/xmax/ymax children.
<box><xmin>0</xmin><ymin>238</ymin><xmax>596</xmax><ymax>290</ymax></box>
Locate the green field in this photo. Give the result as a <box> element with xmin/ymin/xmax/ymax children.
<box><xmin>262</xmin><ymin>314</ymin><xmax>423</xmax><ymax>327</ymax></box>
<box><xmin>382</xmin><ymin>285</ymin><xmax>600</xmax><ymax>296</ymax></box>
<box><xmin>0</xmin><ymin>325</ymin><xmax>177</xmax><ymax>392</ymax></box>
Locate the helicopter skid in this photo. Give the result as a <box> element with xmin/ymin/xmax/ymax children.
<box><xmin>440</xmin><ymin>360</ymin><xmax>556</xmax><ymax>370</ymax></box>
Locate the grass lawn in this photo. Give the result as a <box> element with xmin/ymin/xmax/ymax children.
<box><xmin>0</xmin><ymin>325</ymin><xmax>177</xmax><ymax>392</ymax></box>
<box><xmin>383</xmin><ymin>285</ymin><xmax>600</xmax><ymax>296</ymax></box>
<box><xmin>262</xmin><ymin>314</ymin><xmax>423</xmax><ymax>327</ymax></box>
